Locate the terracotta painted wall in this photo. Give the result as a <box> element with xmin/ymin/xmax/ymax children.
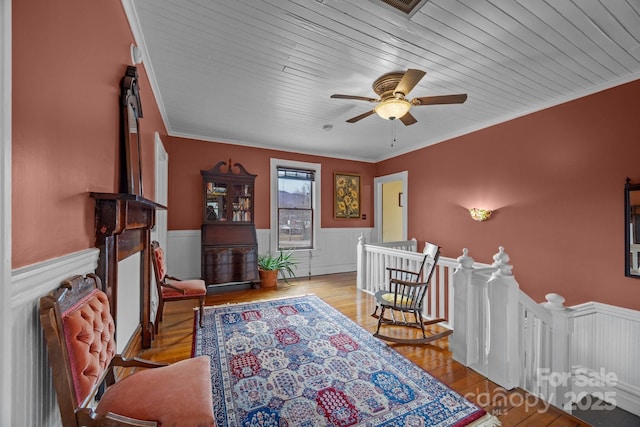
<box><xmin>163</xmin><ymin>136</ymin><xmax>375</xmax><ymax>230</ymax></box>
<box><xmin>377</xmin><ymin>79</ymin><xmax>640</xmax><ymax>311</ymax></box>
<box><xmin>12</xmin><ymin>0</ymin><xmax>166</xmax><ymax>268</ymax></box>
<box><xmin>12</xmin><ymin>0</ymin><xmax>640</xmax><ymax>312</ymax></box>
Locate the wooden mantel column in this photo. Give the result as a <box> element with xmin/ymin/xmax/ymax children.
<box><xmin>91</xmin><ymin>192</ymin><xmax>166</xmax><ymax>348</ymax></box>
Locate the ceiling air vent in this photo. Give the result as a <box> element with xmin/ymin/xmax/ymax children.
<box><xmin>372</xmin><ymin>0</ymin><xmax>429</xmax><ymax>17</ymax></box>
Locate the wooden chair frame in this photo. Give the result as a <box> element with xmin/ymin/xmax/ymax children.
<box><xmin>40</xmin><ymin>274</ymin><xmax>215</xmax><ymax>426</ymax></box>
<box><xmin>151</xmin><ymin>240</ymin><xmax>206</xmax><ymax>329</ymax></box>
<box><xmin>372</xmin><ymin>243</ymin><xmax>452</xmax><ymax>344</ymax></box>
<box><xmin>40</xmin><ymin>274</ymin><xmax>168</xmax><ymax>426</ymax></box>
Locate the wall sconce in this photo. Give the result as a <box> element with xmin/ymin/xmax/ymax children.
<box><xmin>469</xmin><ymin>208</ymin><xmax>493</xmax><ymax>222</ymax></box>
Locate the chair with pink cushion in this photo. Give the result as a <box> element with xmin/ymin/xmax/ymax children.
<box><xmin>151</xmin><ymin>240</ymin><xmax>207</xmax><ymax>329</ymax></box>
<box><xmin>39</xmin><ymin>273</ymin><xmax>215</xmax><ymax>427</ymax></box>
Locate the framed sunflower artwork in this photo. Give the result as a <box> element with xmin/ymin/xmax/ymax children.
<box><xmin>334</xmin><ymin>172</ymin><xmax>360</xmax><ymax>219</ymax></box>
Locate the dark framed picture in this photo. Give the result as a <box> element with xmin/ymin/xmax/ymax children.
<box><xmin>334</xmin><ymin>172</ymin><xmax>360</xmax><ymax>219</ymax></box>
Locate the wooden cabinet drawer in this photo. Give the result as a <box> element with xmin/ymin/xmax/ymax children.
<box><xmin>202</xmin><ymin>246</ymin><xmax>258</xmax><ymax>285</ymax></box>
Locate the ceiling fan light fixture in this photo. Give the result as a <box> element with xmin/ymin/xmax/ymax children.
<box><xmin>375</xmin><ymin>98</ymin><xmax>411</xmax><ymax>120</ymax></box>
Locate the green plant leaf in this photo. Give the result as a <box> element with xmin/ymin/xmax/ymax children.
<box><xmin>257</xmin><ymin>251</ymin><xmax>298</xmax><ymax>283</ymax></box>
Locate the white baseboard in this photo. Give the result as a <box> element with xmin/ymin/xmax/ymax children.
<box><xmin>572</xmin><ymin>366</ymin><xmax>640</xmax><ymax>417</ymax></box>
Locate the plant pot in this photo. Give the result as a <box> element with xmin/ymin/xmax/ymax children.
<box><xmin>258</xmin><ymin>269</ymin><xmax>278</xmax><ymax>288</ymax></box>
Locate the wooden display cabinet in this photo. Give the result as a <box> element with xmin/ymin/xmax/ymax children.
<box><xmin>201</xmin><ymin>160</ymin><xmax>258</xmax><ymax>286</ymax></box>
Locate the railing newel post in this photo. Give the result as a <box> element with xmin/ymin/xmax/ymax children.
<box><xmin>487</xmin><ymin>246</ymin><xmax>521</xmax><ymax>390</ymax></box>
<box><xmin>410</xmin><ymin>237</ymin><xmax>417</xmax><ymax>252</ymax></box>
<box><xmin>356</xmin><ymin>233</ymin><xmax>366</xmax><ymax>290</ymax></box>
<box><xmin>452</xmin><ymin>248</ymin><xmax>476</xmax><ymax>366</ymax></box>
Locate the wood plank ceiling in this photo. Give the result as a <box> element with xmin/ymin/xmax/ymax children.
<box><xmin>125</xmin><ymin>0</ymin><xmax>640</xmax><ymax>162</ymax></box>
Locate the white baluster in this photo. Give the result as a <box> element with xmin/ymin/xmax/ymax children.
<box><xmin>544</xmin><ymin>293</ymin><xmax>574</xmax><ymax>409</ymax></box>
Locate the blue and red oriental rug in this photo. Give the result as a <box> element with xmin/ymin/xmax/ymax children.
<box><xmin>193</xmin><ymin>295</ymin><xmax>499</xmax><ymax>427</ymax></box>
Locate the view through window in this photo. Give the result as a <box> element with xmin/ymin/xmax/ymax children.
<box><xmin>278</xmin><ymin>167</ymin><xmax>314</xmax><ymax>250</ymax></box>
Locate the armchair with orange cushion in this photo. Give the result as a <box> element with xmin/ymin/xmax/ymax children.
<box><xmin>39</xmin><ymin>274</ymin><xmax>215</xmax><ymax>427</ymax></box>
<box><xmin>151</xmin><ymin>240</ymin><xmax>207</xmax><ymax>329</ymax></box>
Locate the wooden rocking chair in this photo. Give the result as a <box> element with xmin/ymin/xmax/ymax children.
<box><xmin>372</xmin><ymin>242</ymin><xmax>452</xmax><ymax>344</ymax></box>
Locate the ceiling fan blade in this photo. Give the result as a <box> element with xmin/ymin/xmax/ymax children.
<box><xmin>331</xmin><ymin>94</ymin><xmax>378</xmax><ymax>102</ymax></box>
<box><xmin>399</xmin><ymin>112</ymin><xmax>417</xmax><ymax>126</ymax></box>
<box><xmin>394</xmin><ymin>69</ymin><xmax>426</xmax><ymax>96</ymax></box>
<box><xmin>413</xmin><ymin>94</ymin><xmax>468</xmax><ymax>105</ymax></box>
<box><xmin>346</xmin><ymin>110</ymin><xmax>376</xmax><ymax>123</ymax></box>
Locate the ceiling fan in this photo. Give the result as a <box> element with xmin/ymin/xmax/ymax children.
<box><xmin>331</xmin><ymin>69</ymin><xmax>467</xmax><ymax>126</ymax></box>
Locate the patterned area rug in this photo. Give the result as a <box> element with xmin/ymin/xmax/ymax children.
<box><xmin>193</xmin><ymin>295</ymin><xmax>499</xmax><ymax>427</ymax></box>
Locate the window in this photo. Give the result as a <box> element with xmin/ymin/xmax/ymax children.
<box><xmin>277</xmin><ymin>167</ymin><xmax>314</xmax><ymax>250</ymax></box>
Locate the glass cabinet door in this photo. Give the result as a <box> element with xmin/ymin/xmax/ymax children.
<box><xmin>205</xmin><ymin>181</ymin><xmax>228</xmax><ymax>222</ymax></box>
<box><xmin>232</xmin><ymin>183</ymin><xmax>252</xmax><ymax>222</ymax></box>
<box><xmin>202</xmin><ymin>160</ymin><xmax>255</xmax><ymax>224</ymax></box>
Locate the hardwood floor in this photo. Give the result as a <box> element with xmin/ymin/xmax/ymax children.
<box><xmin>138</xmin><ymin>272</ymin><xmax>591</xmax><ymax>426</ymax></box>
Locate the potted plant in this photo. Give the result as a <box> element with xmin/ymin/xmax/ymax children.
<box><xmin>257</xmin><ymin>251</ymin><xmax>298</xmax><ymax>288</ymax></box>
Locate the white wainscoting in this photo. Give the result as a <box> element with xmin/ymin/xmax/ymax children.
<box><xmin>571</xmin><ymin>301</ymin><xmax>640</xmax><ymax>416</ymax></box>
<box><xmin>12</xmin><ymin>241</ymin><xmax>639</xmax><ymax>425</ymax></box>
<box><xmin>10</xmin><ymin>248</ymin><xmax>99</xmax><ymax>427</ymax></box>
<box><xmin>166</xmin><ymin>229</ymin><xmax>202</xmax><ymax>279</ymax></box>
<box><xmin>167</xmin><ymin>228</ymin><xmax>375</xmax><ymax>281</ymax></box>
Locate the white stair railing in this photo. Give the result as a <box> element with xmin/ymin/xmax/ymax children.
<box><xmin>356</xmin><ymin>238</ymin><xmax>575</xmax><ymax>410</ymax></box>
<box><xmin>356</xmin><ymin>234</ymin><xmax>464</xmax><ymax>329</ymax></box>
<box><xmin>452</xmin><ymin>247</ymin><xmax>575</xmax><ymax>409</ymax></box>
<box><xmin>356</xmin><ymin>234</ymin><xmax>421</xmax><ymax>295</ymax></box>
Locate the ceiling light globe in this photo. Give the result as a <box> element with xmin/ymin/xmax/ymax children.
<box><xmin>375</xmin><ymin>98</ymin><xmax>411</xmax><ymax>120</ymax></box>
